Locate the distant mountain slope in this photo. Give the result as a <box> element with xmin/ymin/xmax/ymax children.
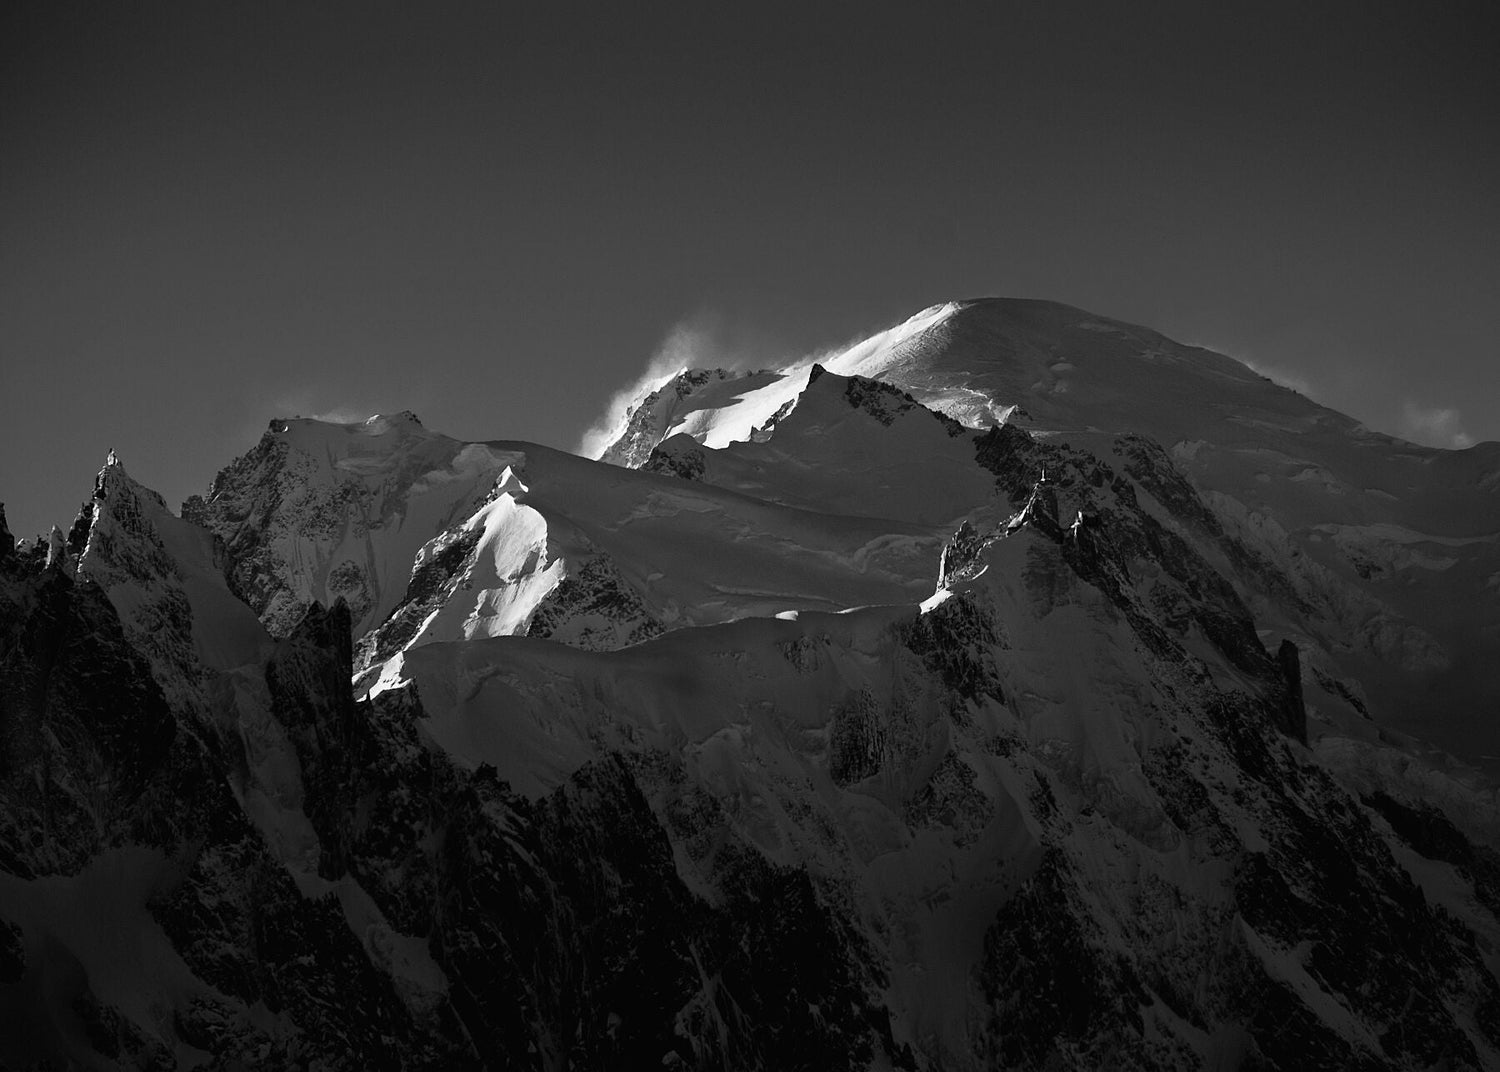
<box><xmin>602</xmin><ymin>298</ymin><xmax>1500</xmax><ymax>775</ymax></box>
<box><xmin>184</xmin><ymin>413</ymin><xmax>939</xmax><ymax>678</ymax></box>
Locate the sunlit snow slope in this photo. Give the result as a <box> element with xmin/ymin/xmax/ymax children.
<box><xmin>604</xmin><ymin>298</ymin><xmax>1500</xmax><ymax>774</ymax></box>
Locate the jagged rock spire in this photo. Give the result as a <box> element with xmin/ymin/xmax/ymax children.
<box><xmin>45</xmin><ymin>525</ymin><xmax>66</xmax><ymax>569</ymax></box>
<box><xmin>1277</xmin><ymin>639</ymin><xmax>1308</xmax><ymax>743</ymax></box>
<box><xmin>1006</xmin><ymin>473</ymin><xmax>1062</xmax><ymax>538</ymax></box>
<box><xmin>939</xmin><ymin>520</ymin><xmax>988</xmax><ymax>588</ymax></box>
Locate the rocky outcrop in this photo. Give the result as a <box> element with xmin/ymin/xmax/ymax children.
<box><xmin>602</xmin><ymin>368</ymin><xmax>742</xmax><ymax>469</ymax></box>
<box><xmin>0</xmin><ymin>543</ymin><xmax>465</xmax><ymax>1067</ymax></box>
<box><xmin>821</xmin><ymin>364</ymin><xmax>966</xmax><ymax>435</ymax></box>
<box><xmin>0</xmin><ymin>555</ymin><xmax>176</xmax><ymax>877</ymax></box>
<box><xmin>644</xmin><ymin>434</ymin><xmax>708</xmax><ymax>480</ymax></box>
<box><xmin>354</xmin><ymin>524</ymin><xmax>484</xmax><ymax>674</ymax></box>
<box><xmin>977</xmin><ymin>426</ymin><xmax>1271</xmax><ymax>680</ymax></box>
<box><xmin>525</xmin><ymin>553</ymin><xmax>664</xmax><ymax>650</ymax></box>
<box><xmin>183</xmin><ymin>415</ymin><xmax>508</xmax><ymax>639</ymax></box>
<box><xmin>182</xmin><ymin>425</ymin><xmax>316</xmax><ymax>630</ymax></box>
<box><xmin>1277</xmin><ymin>638</ymin><xmax>1308</xmax><ymax>743</ymax></box>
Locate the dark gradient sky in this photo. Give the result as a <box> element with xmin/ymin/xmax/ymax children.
<box><xmin>3</xmin><ymin>1</ymin><xmax>1497</xmax><ymax>539</ymax></box>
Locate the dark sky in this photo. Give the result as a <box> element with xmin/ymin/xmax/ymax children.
<box><xmin>3</xmin><ymin>1</ymin><xmax>1497</xmax><ymax>539</ymax></box>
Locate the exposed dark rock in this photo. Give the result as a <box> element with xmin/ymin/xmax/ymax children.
<box><xmin>645</xmin><ymin>435</ymin><xmax>708</xmax><ymax>480</ymax></box>
<box><xmin>904</xmin><ymin>751</ymin><xmax>992</xmax><ymax>846</ymax></box>
<box><xmin>606</xmin><ymin>369</ymin><xmax>739</xmax><ymax>468</ymax></box>
<box><xmin>939</xmin><ymin>520</ymin><xmax>985</xmax><ymax>586</ymax></box>
<box><xmin>64</xmin><ymin>499</ymin><xmax>93</xmax><ymax>560</ymax></box>
<box><xmin>0</xmin><ymin>566</ymin><xmax>176</xmax><ymax>876</ymax></box>
<box><xmin>526</xmin><ymin>553</ymin><xmax>665</xmax><ymax>650</ymax></box>
<box><xmin>899</xmin><ymin>592</ymin><xmax>1004</xmax><ymax>707</ymax></box>
<box><xmin>151</xmin><ymin>799</ymin><xmax>460</xmax><ymax>1069</ymax></box>
<box><xmin>265</xmin><ymin>599</ymin><xmax>359</xmax><ymax>876</ymax></box>
<box><xmin>0</xmin><ymin>917</ymin><xmax>22</xmax><ymax>983</ymax></box>
<box><xmin>264</xmin><ymin>641</ymin><xmax>909</xmax><ymax>1070</ymax></box>
<box><xmin>828</xmin><ymin>689</ymin><xmax>886</xmax><ymax>786</ymax></box>
<box><xmin>841</xmin><ymin>373</ymin><xmax>964</xmax><ymax>435</ymax></box>
<box><xmin>753</xmin><ymin>394</ymin><xmax>801</xmax><ymax>440</ymax></box>
<box><xmin>778</xmin><ymin>633</ymin><xmax>828</xmax><ymax>673</ymax></box>
<box><xmin>1114</xmin><ymin>434</ymin><xmax>1313</xmax><ymax>615</ymax></box>
<box><xmin>1229</xmin><ymin>769</ymin><xmax>1500</xmax><ymax>1069</ymax></box>
<box><xmin>700</xmin><ymin>843</ymin><xmax>910</xmax><ymax>1072</ymax></box>
<box><xmin>1141</xmin><ymin>742</ymin><xmax>1238</xmax><ymax>855</ymax></box>
<box><xmin>185</xmin><ymin>428</ymin><xmax>378</xmax><ymax>636</ymax></box>
<box><xmin>975</xmin><ymin>422</ymin><xmax>1283</xmax><ymax>693</ymax></box>
<box><xmin>1365</xmin><ymin>791</ymin><xmax>1500</xmax><ymax>917</ymax></box>
<box><xmin>980</xmin><ymin>850</ymin><xmax>1150</xmax><ymax>1068</ymax></box>
<box><xmin>179</xmin><ymin>492</ymin><xmax>209</xmax><ymax>527</ymax></box>
<box><xmin>1313</xmin><ymin>664</ymin><xmax>1372</xmax><ymax>718</ymax></box>
<box><xmin>1276</xmin><ymin>639</ymin><xmax>1308</xmax><ymax>743</ymax></box>
<box><xmin>356</xmin><ymin>525</ymin><xmax>481</xmax><ymax>670</ymax></box>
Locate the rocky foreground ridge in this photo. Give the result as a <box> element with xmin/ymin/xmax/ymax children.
<box><xmin>4</xmin><ymin>298</ymin><xmax>1500</xmax><ymax>1069</ymax></box>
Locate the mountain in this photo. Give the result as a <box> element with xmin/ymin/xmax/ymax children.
<box><xmin>178</xmin><ymin>412</ymin><xmax>936</xmax><ymax>693</ymax></box>
<box><xmin>603</xmin><ymin>299</ymin><xmax>1500</xmax><ymax>776</ymax></box>
<box><xmin>4</xmin><ymin>297</ymin><xmax>1500</xmax><ymax>1069</ymax></box>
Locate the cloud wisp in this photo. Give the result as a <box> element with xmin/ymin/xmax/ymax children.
<box><xmin>1397</xmin><ymin>401</ymin><xmax>1475</xmax><ymax>449</ymax></box>
<box><xmin>1235</xmin><ymin>356</ymin><xmax>1322</xmax><ymax>403</ymax></box>
<box><xmin>268</xmin><ymin>391</ymin><xmax>391</xmax><ymax>426</ymax></box>
<box><xmin>575</xmin><ymin>320</ymin><xmax>709</xmax><ymax>459</ymax></box>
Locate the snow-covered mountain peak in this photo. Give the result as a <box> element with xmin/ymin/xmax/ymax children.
<box><xmin>821</xmin><ymin>299</ymin><xmax>963</xmax><ymax>375</ymax></box>
<box><xmin>593</xmin><ymin>296</ymin><xmax>1500</xmax><ymax>774</ymax></box>
<box><xmin>594</xmin><ymin>304</ymin><xmax>971</xmax><ymax>468</ymax></box>
<box><xmin>262</xmin><ymin>412</ymin><xmax>447</xmax><ymax>479</ymax></box>
<box><xmin>185</xmin><ymin>413</ymin><xmax>527</xmax><ymax>638</ymax></box>
<box><xmin>73</xmin><ymin>451</ymin><xmax>172</xmax><ymax>572</ymax></box>
<box><xmin>597</xmin><ymin>366</ymin><xmax>803</xmax><ymax>468</ymax></box>
<box><xmin>273</xmin><ymin>408</ymin><xmax>421</xmax><ymax>429</ymax></box>
<box><xmin>600</xmin><ymin>297</ymin><xmax>1345</xmax><ymax>463</ymax></box>
<box><xmin>642</xmin><ymin>362</ymin><xmax>994</xmax><ymax>527</ymax></box>
<box><xmin>14</xmin><ymin>297</ymin><xmax>1500</xmax><ymax>1068</ymax></box>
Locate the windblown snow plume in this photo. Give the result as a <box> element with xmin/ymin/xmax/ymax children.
<box><xmin>271</xmin><ymin>391</ymin><xmax>385</xmax><ymax>426</ymax></box>
<box><xmin>1236</xmin><ymin>355</ymin><xmax>1322</xmax><ymax>402</ymax></box>
<box><xmin>579</xmin><ymin>304</ymin><xmax>961</xmax><ymax>461</ymax></box>
<box><xmin>1399</xmin><ymin>400</ymin><xmax>1475</xmax><ymax>449</ymax></box>
<box><xmin>576</xmin><ymin>317</ymin><xmax>718</xmax><ymax>459</ymax></box>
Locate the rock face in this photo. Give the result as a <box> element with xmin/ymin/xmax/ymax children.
<box><xmin>600</xmin><ymin>368</ymin><xmax>747</xmax><ymax>469</ymax></box>
<box><xmin>182</xmin><ymin>412</ymin><xmax>503</xmax><ymax>639</ymax></box>
<box><xmin>5</xmin><ymin>296</ymin><xmax>1500</xmax><ymax>1069</ymax></box>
